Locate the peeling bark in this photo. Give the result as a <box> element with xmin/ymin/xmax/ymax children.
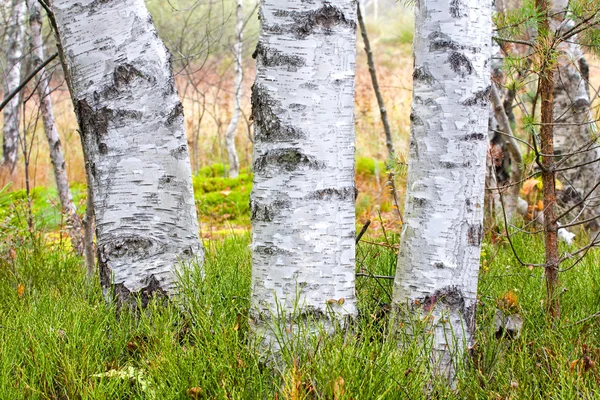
<box><xmin>250</xmin><ymin>0</ymin><xmax>358</xmax><ymax>349</ymax></box>
<box><xmin>225</xmin><ymin>0</ymin><xmax>243</xmax><ymax>178</ymax></box>
<box><xmin>2</xmin><ymin>0</ymin><xmax>26</xmax><ymax>174</ymax></box>
<box><xmin>49</xmin><ymin>0</ymin><xmax>203</xmax><ymax>305</ymax></box>
<box><xmin>26</xmin><ymin>0</ymin><xmax>84</xmax><ymax>256</ymax></box>
<box><xmin>392</xmin><ymin>0</ymin><xmax>492</xmax><ymax>383</ymax></box>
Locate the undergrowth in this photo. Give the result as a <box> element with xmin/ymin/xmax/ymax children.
<box><xmin>1</xmin><ymin>204</ymin><xmax>600</xmax><ymax>398</ymax></box>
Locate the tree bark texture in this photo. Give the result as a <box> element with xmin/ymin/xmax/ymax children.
<box><xmin>2</xmin><ymin>0</ymin><xmax>26</xmax><ymax>174</ymax></box>
<box><xmin>250</xmin><ymin>1</ymin><xmax>358</xmax><ymax>346</ymax></box>
<box><xmin>392</xmin><ymin>0</ymin><xmax>492</xmax><ymax>381</ymax></box>
<box><xmin>552</xmin><ymin>12</ymin><xmax>600</xmax><ymax>233</ymax></box>
<box><xmin>536</xmin><ymin>0</ymin><xmax>560</xmax><ymax>318</ymax></box>
<box><xmin>225</xmin><ymin>0</ymin><xmax>243</xmax><ymax>179</ymax></box>
<box><xmin>26</xmin><ymin>0</ymin><xmax>84</xmax><ymax>256</ymax></box>
<box><xmin>49</xmin><ymin>0</ymin><xmax>203</xmax><ymax>306</ymax></box>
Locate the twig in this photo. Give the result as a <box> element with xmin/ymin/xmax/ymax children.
<box><xmin>355</xmin><ymin>219</ymin><xmax>371</xmax><ymax>244</ymax></box>
<box><xmin>564</xmin><ymin>310</ymin><xmax>600</xmax><ymax>328</ymax></box>
<box><xmin>356</xmin><ymin>273</ymin><xmax>394</xmax><ymax>280</ymax></box>
<box><xmin>0</xmin><ymin>52</ymin><xmax>58</xmax><ymax>114</ymax></box>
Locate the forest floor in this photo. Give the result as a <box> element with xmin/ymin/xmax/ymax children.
<box><xmin>0</xmin><ymin>217</ymin><xmax>600</xmax><ymax>398</ymax></box>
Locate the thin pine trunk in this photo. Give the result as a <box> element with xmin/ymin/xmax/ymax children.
<box><xmin>536</xmin><ymin>0</ymin><xmax>560</xmax><ymax>318</ymax></box>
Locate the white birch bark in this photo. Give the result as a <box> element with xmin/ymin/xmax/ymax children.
<box><xmin>225</xmin><ymin>0</ymin><xmax>243</xmax><ymax>178</ymax></box>
<box><xmin>2</xmin><ymin>0</ymin><xmax>25</xmax><ymax>174</ymax></box>
<box><xmin>250</xmin><ymin>1</ymin><xmax>358</xmax><ymax>347</ymax></box>
<box><xmin>26</xmin><ymin>0</ymin><xmax>84</xmax><ymax>255</ymax></box>
<box><xmin>49</xmin><ymin>0</ymin><xmax>203</xmax><ymax>305</ymax></box>
<box><xmin>392</xmin><ymin>0</ymin><xmax>492</xmax><ymax>382</ymax></box>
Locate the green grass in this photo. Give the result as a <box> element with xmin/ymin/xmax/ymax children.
<box><xmin>1</xmin><ymin>206</ymin><xmax>600</xmax><ymax>398</ymax></box>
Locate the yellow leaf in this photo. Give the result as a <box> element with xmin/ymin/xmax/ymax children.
<box><xmin>522</xmin><ymin>178</ymin><xmax>539</xmax><ymax>196</ymax></box>
<box><xmin>337</xmin><ymin>298</ymin><xmax>345</xmax><ymax>305</ymax></box>
<box><xmin>537</xmin><ymin>200</ymin><xmax>544</xmax><ymax>211</ymax></box>
<box><xmin>17</xmin><ymin>284</ymin><xmax>24</xmax><ymax>298</ymax></box>
<box><xmin>555</xmin><ymin>179</ymin><xmax>563</xmax><ymax>190</ymax></box>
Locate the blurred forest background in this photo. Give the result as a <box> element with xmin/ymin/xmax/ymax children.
<box><xmin>0</xmin><ymin>0</ymin><xmax>417</xmax><ymax>237</ymax></box>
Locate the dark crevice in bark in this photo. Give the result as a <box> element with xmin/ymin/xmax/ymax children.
<box><xmin>429</xmin><ymin>31</ymin><xmax>460</xmax><ymax>51</ymax></box>
<box><xmin>166</xmin><ymin>102</ymin><xmax>184</xmax><ymax>126</ymax></box>
<box><xmin>461</xmin><ymin>86</ymin><xmax>491</xmax><ymax>106</ymax></box>
<box><xmin>251</xmin><ymin>198</ymin><xmax>292</xmax><ymax>222</ymax></box>
<box><xmin>447</xmin><ymin>51</ymin><xmax>474</xmax><ymax>76</ymax></box>
<box><xmin>409</xmin><ymin>110</ymin><xmax>424</xmax><ymax>126</ymax></box>
<box><xmin>254</xmin><ymin>245</ymin><xmax>293</xmax><ymax>256</ymax></box>
<box><xmin>253</xmin><ymin>42</ymin><xmax>306</xmax><ymax>71</ymax></box>
<box><xmin>100</xmin><ymin>264</ymin><xmax>168</xmax><ymax>309</ymax></box>
<box><xmin>253</xmin><ymin>148</ymin><xmax>324</xmax><ymax>174</ymax></box>
<box><xmin>449</xmin><ymin>0</ymin><xmax>467</xmax><ymax>18</ymax></box>
<box><xmin>413</xmin><ymin>66</ymin><xmax>436</xmax><ymax>85</ymax></box>
<box><xmin>440</xmin><ymin>161</ymin><xmax>472</xmax><ymax>169</ymax></box>
<box><xmin>467</xmin><ymin>223</ymin><xmax>483</xmax><ymax>246</ymax></box>
<box><xmin>416</xmin><ymin>286</ymin><xmax>467</xmax><ymax>315</ymax></box>
<box><xmin>305</xmin><ymin>187</ymin><xmax>357</xmax><ymax>201</ymax></box>
<box><xmin>267</xmin><ymin>4</ymin><xmax>356</xmax><ymax>39</ymax></box>
<box><xmin>461</xmin><ymin>133</ymin><xmax>486</xmax><ymax>141</ymax></box>
<box><xmin>113</xmin><ymin>63</ymin><xmax>148</xmax><ymax>88</ymax></box>
<box><xmin>251</xmin><ymin>83</ymin><xmax>306</xmax><ymax>142</ymax></box>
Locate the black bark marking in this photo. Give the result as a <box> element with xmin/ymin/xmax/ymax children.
<box><xmin>417</xmin><ymin>286</ymin><xmax>466</xmax><ymax>313</ymax></box>
<box><xmin>447</xmin><ymin>52</ymin><xmax>473</xmax><ymax>76</ymax></box>
<box><xmin>113</xmin><ymin>63</ymin><xmax>146</xmax><ymax>88</ymax></box>
<box><xmin>413</xmin><ymin>66</ymin><xmax>436</xmax><ymax>84</ymax></box>
<box><xmin>269</xmin><ymin>3</ymin><xmax>356</xmax><ymax>39</ymax></box>
<box><xmin>251</xmin><ymin>83</ymin><xmax>306</xmax><ymax>142</ymax></box>
<box><xmin>76</xmin><ymin>100</ymin><xmax>110</xmax><ymax>139</ymax></box>
<box><xmin>250</xmin><ymin>198</ymin><xmax>292</xmax><ymax>222</ymax></box>
<box><xmin>429</xmin><ymin>31</ymin><xmax>459</xmax><ymax>51</ymax></box>
<box><xmin>166</xmin><ymin>102</ymin><xmax>184</xmax><ymax>126</ymax></box>
<box><xmin>461</xmin><ymin>86</ymin><xmax>491</xmax><ymax>106</ymax></box>
<box><xmin>98</xmin><ymin>236</ymin><xmax>169</xmax><ymax>308</ymax></box>
<box><xmin>467</xmin><ymin>223</ymin><xmax>483</xmax><ymax>246</ymax></box>
<box><xmin>449</xmin><ymin>0</ymin><xmax>467</xmax><ymax>18</ymax></box>
<box><xmin>572</xmin><ymin>98</ymin><xmax>590</xmax><ymax>112</ymax></box>
<box><xmin>440</xmin><ymin>161</ymin><xmax>471</xmax><ymax>169</ymax></box>
<box><xmin>170</xmin><ymin>144</ymin><xmax>188</xmax><ymax>160</ymax></box>
<box><xmin>410</xmin><ymin>111</ymin><xmax>424</xmax><ymax>126</ymax></box>
<box><xmin>305</xmin><ymin>187</ymin><xmax>356</xmax><ymax>201</ymax></box>
<box><xmin>413</xmin><ymin>197</ymin><xmax>429</xmax><ymax>207</ymax></box>
<box><xmin>253</xmin><ymin>148</ymin><xmax>323</xmax><ymax>174</ymax></box>
<box><xmin>461</xmin><ymin>133</ymin><xmax>486</xmax><ymax>141</ymax></box>
<box><xmin>254</xmin><ymin>245</ymin><xmax>293</xmax><ymax>256</ymax></box>
<box><xmin>98</xmin><ymin>143</ymin><xmax>108</xmax><ymax>154</ymax></box>
<box><xmin>253</xmin><ymin>42</ymin><xmax>306</xmax><ymax>71</ymax></box>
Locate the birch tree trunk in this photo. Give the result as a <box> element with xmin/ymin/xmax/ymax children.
<box><xmin>225</xmin><ymin>0</ymin><xmax>243</xmax><ymax>179</ymax></box>
<box><xmin>26</xmin><ymin>0</ymin><xmax>84</xmax><ymax>256</ymax></box>
<box><xmin>2</xmin><ymin>0</ymin><xmax>26</xmax><ymax>174</ymax></box>
<box><xmin>49</xmin><ymin>0</ymin><xmax>203</xmax><ymax>306</ymax></box>
<box><xmin>551</xmin><ymin>9</ymin><xmax>600</xmax><ymax>232</ymax></box>
<box><xmin>392</xmin><ymin>0</ymin><xmax>492</xmax><ymax>382</ymax></box>
<box><xmin>250</xmin><ymin>1</ymin><xmax>358</xmax><ymax>348</ymax></box>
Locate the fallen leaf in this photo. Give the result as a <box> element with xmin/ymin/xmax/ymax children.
<box><xmin>17</xmin><ymin>284</ymin><xmax>24</xmax><ymax>298</ymax></box>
